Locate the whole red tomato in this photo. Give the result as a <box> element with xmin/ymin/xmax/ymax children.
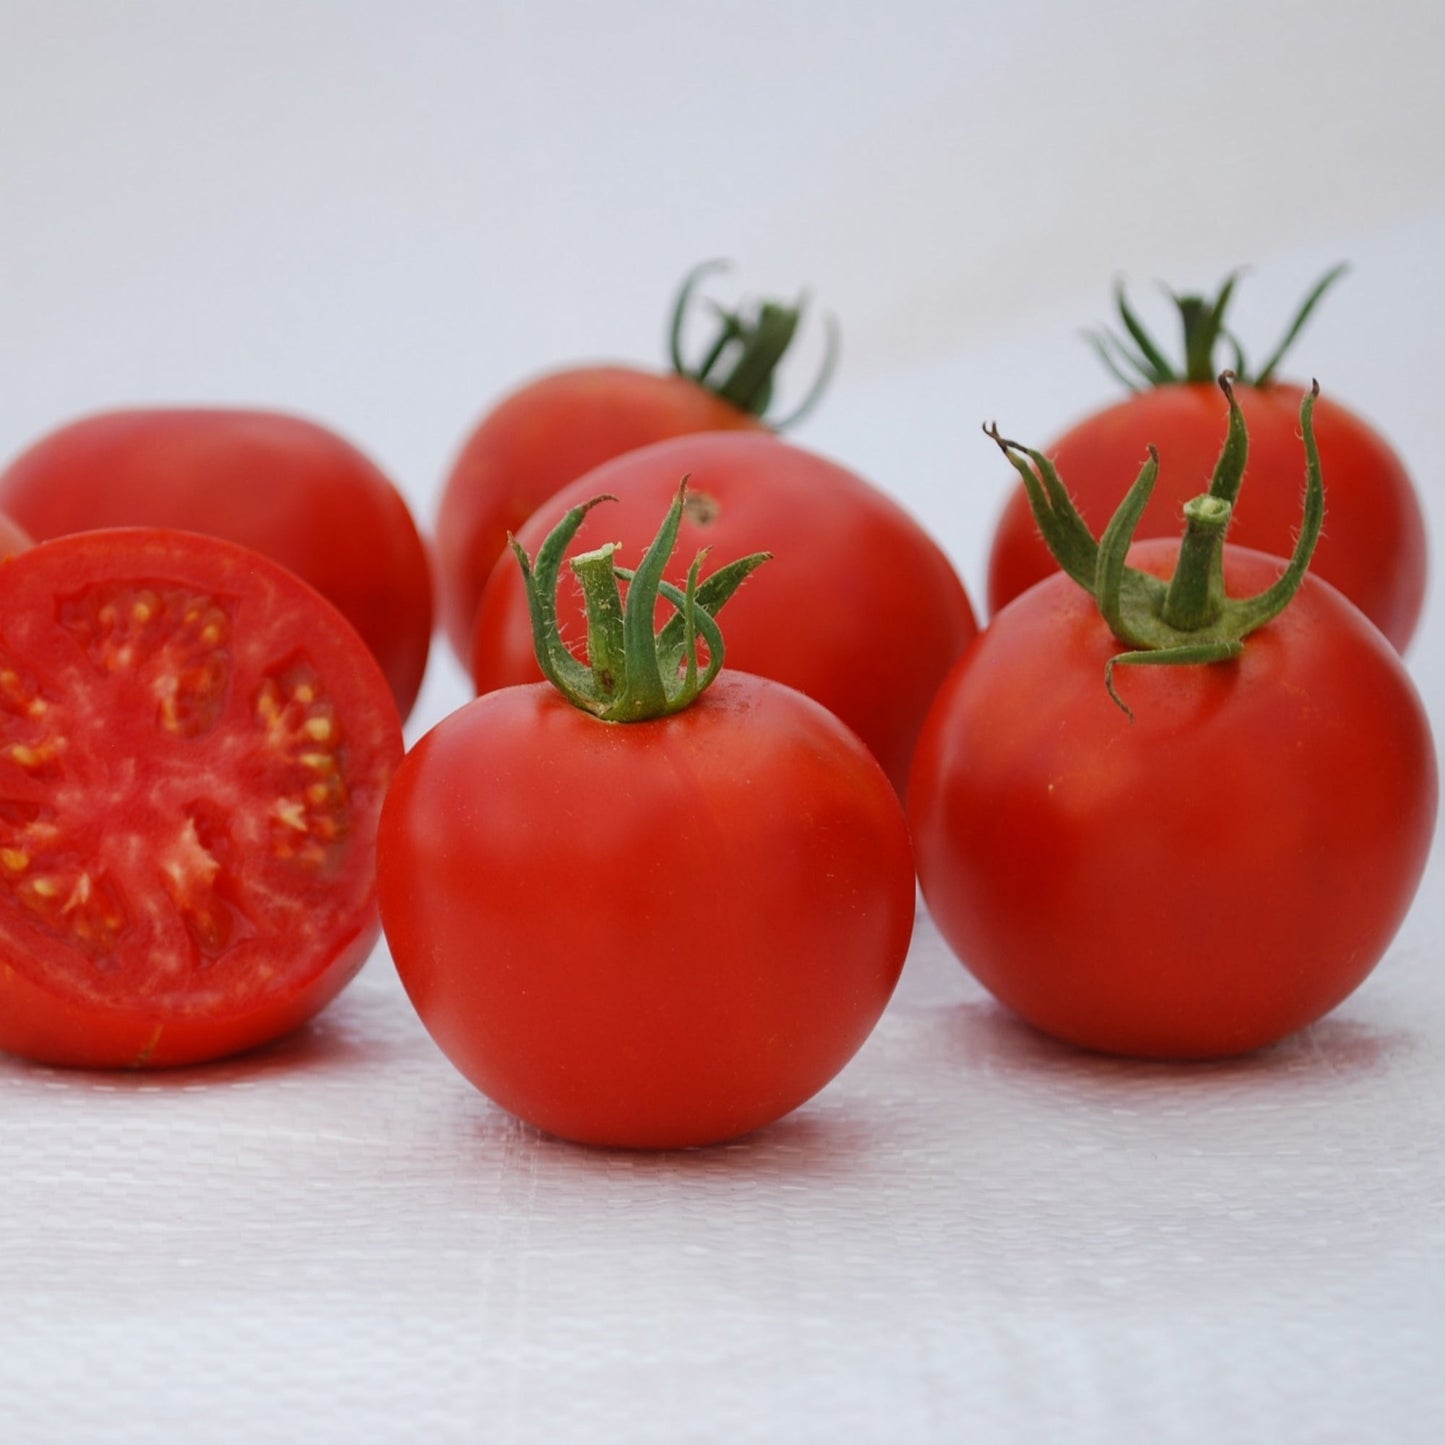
<box><xmin>0</xmin><ymin>408</ymin><xmax>434</xmax><ymax>719</ymax></box>
<box><xmin>0</xmin><ymin>528</ymin><xmax>404</xmax><ymax>1069</ymax></box>
<box><xmin>914</xmin><ymin>390</ymin><xmax>1437</xmax><ymax>1059</ymax></box>
<box><xmin>434</xmin><ymin>262</ymin><xmax>834</xmax><ymax>662</ymax></box>
<box><xmin>471</xmin><ymin>432</ymin><xmax>977</xmax><ymax>794</ymax></box>
<box><xmin>380</xmin><ymin>490</ymin><xmax>915</xmax><ymax>1148</ymax></box>
<box><xmin>986</xmin><ymin>271</ymin><xmax>1427</xmax><ymax>651</ymax></box>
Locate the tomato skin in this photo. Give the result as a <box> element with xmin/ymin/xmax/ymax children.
<box><xmin>986</xmin><ymin>383</ymin><xmax>1428</xmax><ymax>651</ymax></box>
<box><xmin>470</xmin><ymin>432</ymin><xmax>978</xmax><ymax>794</ymax></box>
<box><xmin>0</xmin><ymin>527</ymin><xmax>404</xmax><ymax>1069</ymax></box>
<box><xmin>910</xmin><ymin>541</ymin><xmax>1437</xmax><ymax>1060</ymax></box>
<box><xmin>0</xmin><ymin>409</ymin><xmax>434</xmax><ymax>719</ymax></box>
<box><xmin>436</xmin><ymin>366</ymin><xmax>763</xmax><ymax>662</ymax></box>
<box><xmin>378</xmin><ymin>673</ymin><xmax>916</xmax><ymax>1148</ymax></box>
<box><xmin>0</xmin><ymin>912</ymin><xmax>380</xmax><ymax>1072</ymax></box>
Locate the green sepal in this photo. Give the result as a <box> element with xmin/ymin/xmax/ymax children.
<box><xmin>985</xmin><ymin>423</ymin><xmax>1099</xmax><ymax>590</ymax></box>
<box><xmin>1087</xmin><ymin>265</ymin><xmax>1347</xmax><ymax>388</ymax></box>
<box><xmin>668</xmin><ymin>259</ymin><xmax>839</xmax><ymax>426</ymax></box>
<box><xmin>622</xmin><ymin>552</ymin><xmax>773</xmax><ymax>687</ymax></box>
<box><xmin>1104</xmin><ymin>641</ymin><xmax>1245</xmax><ymax>721</ymax></box>
<box><xmin>988</xmin><ymin>374</ymin><xmax>1325</xmax><ymax>716</ymax></box>
<box><xmin>508</xmin><ymin>494</ymin><xmax>616</xmax><ymax>701</ymax></box>
<box><xmin>511</xmin><ymin>480</ymin><xmax>770</xmax><ymax>722</ymax></box>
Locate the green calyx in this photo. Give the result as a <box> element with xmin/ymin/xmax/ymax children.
<box><xmin>1087</xmin><ymin>264</ymin><xmax>1347</xmax><ymax>390</ymax></box>
<box><xmin>988</xmin><ymin>373</ymin><xmax>1324</xmax><ymax>718</ymax></box>
<box><xmin>668</xmin><ymin>259</ymin><xmax>839</xmax><ymax>425</ymax></box>
<box><xmin>509</xmin><ymin>481</ymin><xmax>770</xmax><ymax>722</ymax></box>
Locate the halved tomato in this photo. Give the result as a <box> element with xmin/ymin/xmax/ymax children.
<box><xmin>0</xmin><ymin>528</ymin><xmax>404</xmax><ymax>1068</ymax></box>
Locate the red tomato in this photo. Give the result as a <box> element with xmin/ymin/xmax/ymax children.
<box><xmin>0</xmin><ymin>528</ymin><xmax>404</xmax><ymax>1069</ymax></box>
<box><xmin>0</xmin><ymin>409</ymin><xmax>434</xmax><ymax>718</ymax></box>
<box><xmin>378</xmin><ymin>672</ymin><xmax>915</xmax><ymax>1148</ymax></box>
<box><xmin>470</xmin><ymin>432</ymin><xmax>977</xmax><ymax>793</ymax></box>
<box><xmin>436</xmin><ymin>366</ymin><xmax>762</xmax><ymax>661</ymax></box>
<box><xmin>911</xmin><ymin>541</ymin><xmax>1437</xmax><ymax>1059</ymax></box>
<box><xmin>987</xmin><ymin>383</ymin><xmax>1428</xmax><ymax>650</ymax></box>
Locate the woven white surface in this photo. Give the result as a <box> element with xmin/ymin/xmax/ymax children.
<box><xmin>3</xmin><ymin>6</ymin><xmax>1445</xmax><ymax>1440</ymax></box>
<box><xmin>4</xmin><ymin>885</ymin><xmax>1442</xmax><ymax>1443</ymax></box>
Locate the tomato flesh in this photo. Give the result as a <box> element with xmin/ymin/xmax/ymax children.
<box><xmin>0</xmin><ymin>529</ymin><xmax>403</xmax><ymax>1068</ymax></box>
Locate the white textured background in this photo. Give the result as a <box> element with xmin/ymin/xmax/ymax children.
<box><xmin>1</xmin><ymin>3</ymin><xmax>1443</xmax><ymax>1441</ymax></box>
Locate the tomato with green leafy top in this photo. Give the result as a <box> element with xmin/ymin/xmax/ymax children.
<box><xmin>916</xmin><ymin>542</ymin><xmax>1436</xmax><ymax>1058</ymax></box>
<box><xmin>382</xmin><ymin>488</ymin><xmax>916</xmax><ymax>1148</ymax></box>
<box><xmin>915</xmin><ymin>381</ymin><xmax>1437</xmax><ymax>1058</ymax></box>
<box><xmin>986</xmin><ymin>270</ymin><xmax>1428</xmax><ymax>651</ymax></box>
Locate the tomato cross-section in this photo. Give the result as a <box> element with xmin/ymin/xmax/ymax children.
<box><xmin>0</xmin><ymin>528</ymin><xmax>404</xmax><ymax>1068</ymax></box>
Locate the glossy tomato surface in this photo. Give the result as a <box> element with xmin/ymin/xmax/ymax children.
<box><xmin>0</xmin><ymin>528</ymin><xmax>404</xmax><ymax>1068</ymax></box>
<box><xmin>470</xmin><ymin>432</ymin><xmax>977</xmax><ymax>793</ymax></box>
<box><xmin>986</xmin><ymin>382</ymin><xmax>1427</xmax><ymax>651</ymax></box>
<box><xmin>436</xmin><ymin>366</ymin><xmax>762</xmax><ymax>662</ymax></box>
<box><xmin>911</xmin><ymin>541</ymin><xmax>1437</xmax><ymax>1060</ymax></box>
<box><xmin>378</xmin><ymin>673</ymin><xmax>916</xmax><ymax>1148</ymax></box>
<box><xmin>0</xmin><ymin>409</ymin><xmax>434</xmax><ymax>718</ymax></box>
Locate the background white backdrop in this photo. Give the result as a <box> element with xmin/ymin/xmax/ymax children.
<box><xmin>1</xmin><ymin>3</ymin><xmax>1443</xmax><ymax>1442</ymax></box>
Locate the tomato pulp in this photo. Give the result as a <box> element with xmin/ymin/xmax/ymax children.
<box><xmin>0</xmin><ymin>529</ymin><xmax>404</xmax><ymax>1068</ymax></box>
<box><xmin>911</xmin><ymin>541</ymin><xmax>1437</xmax><ymax>1059</ymax></box>
<box><xmin>378</xmin><ymin>673</ymin><xmax>916</xmax><ymax>1148</ymax></box>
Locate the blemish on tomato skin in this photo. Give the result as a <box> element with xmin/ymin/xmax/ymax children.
<box><xmin>131</xmin><ymin>1024</ymin><xmax>164</xmax><ymax>1068</ymax></box>
<box><xmin>683</xmin><ymin>490</ymin><xmax>722</xmax><ymax>526</ymax></box>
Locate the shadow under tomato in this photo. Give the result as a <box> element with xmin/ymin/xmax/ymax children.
<box><xmin>938</xmin><ymin>995</ymin><xmax>1413</xmax><ymax>1089</ymax></box>
<box><xmin>452</xmin><ymin>1089</ymin><xmax>891</xmax><ymax>1182</ymax></box>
